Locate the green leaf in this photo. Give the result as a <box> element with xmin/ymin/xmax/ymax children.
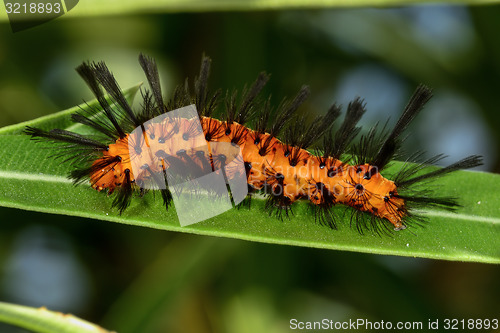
<box><xmin>0</xmin><ymin>301</ymin><xmax>113</xmax><ymax>333</ymax></box>
<box><xmin>0</xmin><ymin>0</ymin><xmax>497</xmax><ymax>22</ymax></box>
<box><xmin>0</xmin><ymin>90</ymin><xmax>499</xmax><ymax>264</ymax></box>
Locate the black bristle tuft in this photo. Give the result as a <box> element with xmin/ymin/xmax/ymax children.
<box><xmin>255</xmin><ymin>99</ymin><xmax>272</xmax><ymax>134</ymax></box>
<box><xmin>324</xmin><ymin>98</ymin><xmax>366</xmax><ymax>160</ymax></box>
<box><xmin>24</xmin><ymin>127</ymin><xmax>108</xmax><ymax>149</ymax></box>
<box><xmin>285</xmin><ymin>103</ymin><xmax>341</xmax><ymax>150</ymax></box>
<box><xmin>76</xmin><ymin>62</ymin><xmax>127</xmax><ymax>138</ymax></box>
<box><xmin>70</xmin><ymin>113</ymin><xmax>117</xmax><ymax>140</ymax></box>
<box><xmin>226</xmin><ymin>72</ymin><xmax>270</xmax><ymax>126</ymax></box>
<box><xmin>370</xmin><ymin>84</ymin><xmax>433</xmax><ymax>169</ymax></box>
<box><xmin>92</xmin><ymin>61</ymin><xmax>139</xmax><ymax>127</ymax></box>
<box><xmin>195</xmin><ymin>55</ymin><xmax>220</xmax><ymax>117</ymax></box>
<box><xmin>113</xmin><ymin>169</ymin><xmax>133</xmax><ymax>214</ymax></box>
<box><xmin>138</xmin><ymin>53</ymin><xmax>165</xmax><ymax>114</ymax></box>
<box><xmin>269</xmin><ymin>86</ymin><xmax>310</xmax><ymax>137</ymax></box>
<box><xmin>396</xmin><ymin>155</ymin><xmax>483</xmax><ymax>188</ymax></box>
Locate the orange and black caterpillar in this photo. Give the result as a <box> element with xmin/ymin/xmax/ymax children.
<box><xmin>25</xmin><ymin>54</ymin><xmax>482</xmax><ymax>234</ymax></box>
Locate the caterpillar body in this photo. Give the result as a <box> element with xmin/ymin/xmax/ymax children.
<box><xmin>25</xmin><ymin>55</ymin><xmax>482</xmax><ymax>234</ymax></box>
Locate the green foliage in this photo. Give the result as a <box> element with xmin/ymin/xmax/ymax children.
<box><xmin>0</xmin><ymin>0</ymin><xmax>497</xmax><ymax>22</ymax></box>
<box><xmin>0</xmin><ymin>301</ymin><xmax>113</xmax><ymax>333</ymax></box>
<box><xmin>0</xmin><ymin>91</ymin><xmax>499</xmax><ymax>264</ymax></box>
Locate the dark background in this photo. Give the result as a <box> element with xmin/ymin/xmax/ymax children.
<box><xmin>1</xmin><ymin>6</ymin><xmax>499</xmax><ymax>333</ymax></box>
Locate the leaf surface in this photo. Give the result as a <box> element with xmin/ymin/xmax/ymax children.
<box><xmin>0</xmin><ymin>90</ymin><xmax>499</xmax><ymax>264</ymax></box>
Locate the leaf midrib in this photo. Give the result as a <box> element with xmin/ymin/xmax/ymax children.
<box><xmin>418</xmin><ymin>209</ymin><xmax>500</xmax><ymax>225</ymax></box>
<box><xmin>2</xmin><ymin>167</ymin><xmax>498</xmax><ymax>225</ymax></box>
<box><xmin>0</xmin><ymin>170</ymin><xmax>73</xmax><ymax>184</ymax></box>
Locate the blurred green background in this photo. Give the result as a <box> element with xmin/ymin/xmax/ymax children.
<box><xmin>1</xmin><ymin>5</ymin><xmax>500</xmax><ymax>333</ymax></box>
